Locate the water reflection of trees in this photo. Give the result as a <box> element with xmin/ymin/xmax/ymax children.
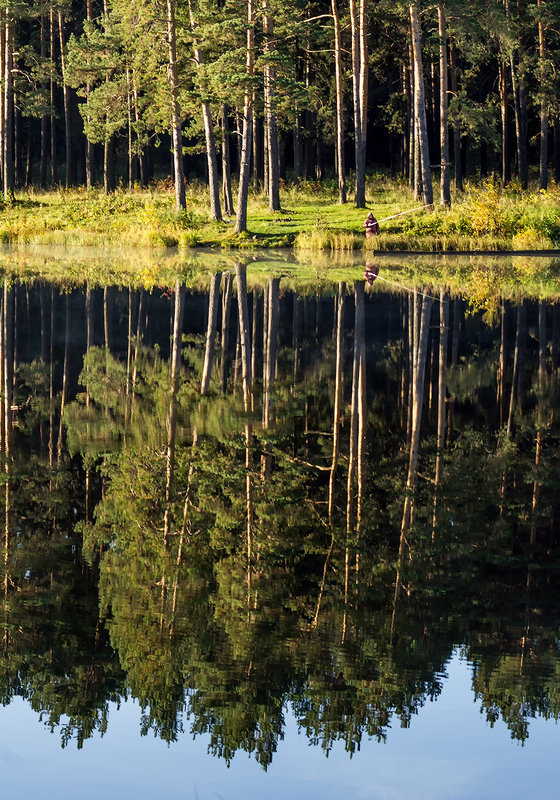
<box><xmin>1</xmin><ymin>274</ymin><xmax>560</xmax><ymax>761</ymax></box>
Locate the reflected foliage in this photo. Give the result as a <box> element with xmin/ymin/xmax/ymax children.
<box><xmin>1</xmin><ymin>276</ymin><xmax>560</xmax><ymax>763</ymax></box>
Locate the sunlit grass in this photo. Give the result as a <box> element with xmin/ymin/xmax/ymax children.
<box><xmin>0</xmin><ymin>175</ymin><xmax>558</xmax><ymax>252</ymax></box>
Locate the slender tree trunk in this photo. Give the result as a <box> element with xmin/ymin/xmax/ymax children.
<box><xmin>538</xmin><ymin>0</ymin><xmax>548</xmax><ymax>190</ymax></box>
<box><xmin>263</xmin><ymin>0</ymin><xmax>281</xmax><ymax>211</ymax></box>
<box><xmin>498</xmin><ymin>57</ymin><xmax>510</xmax><ymax>184</ymax></box>
<box><xmin>3</xmin><ymin>10</ymin><xmax>14</xmax><ymax>199</ymax></box>
<box><xmin>410</xmin><ymin>3</ymin><xmax>433</xmax><ymax>207</ymax></box>
<box><xmin>49</xmin><ymin>6</ymin><xmax>57</xmax><ymax>186</ymax></box>
<box><xmin>235</xmin><ymin>0</ymin><xmax>254</xmax><ymax>233</ymax></box>
<box><xmin>449</xmin><ymin>40</ymin><xmax>461</xmax><ymax>191</ymax></box>
<box><xmin>438</xmin><ymin>7</ymin><xmax>450</xmax><ymax>207</ymax></box>
<box><xmin>58</xmin><ymin>12</ymin><xmax>73</xmax><ymax>188</ymax></box>
<box><xmin>349</xmin><ymin>0</ymin><xmax>368</xmax><ymax>207</ymax></box>
<box><xmin>332</xmin><ymin>0</ymin><xmax>346</xmax><ymax>203</ymax></box>
<box><xmin>220</xmin><ymin>271</ymin><xmax>233</xmax><ymax>391</ymax></box>
<box><xmin>221</xmin><ymin>105</ymin><xmax>234</xmax><ymax>216</ymax></box>
<box><xmin>166</xmin><ymin>0</ymin><xmax>186</xmax><ymax>211</ymax></box>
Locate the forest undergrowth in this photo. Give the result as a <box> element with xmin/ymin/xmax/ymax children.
<box><xmin>0</xmin><ymin>175</ymin><xmax>558</xmax><ymax>253</ymax></box>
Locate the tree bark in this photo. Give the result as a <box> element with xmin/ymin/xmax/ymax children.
<box><xmin>410</xmin><ymin>3</ymin><xmax>433</xmax><ymax>207</ymax></box>
<box><xmin>221</xmin><ymin>106</ymin><xmax>234</xmax><ymax>216</ymax></box>
<box><xmin>449</xmin><ymin>40</ymin><xmax>462</xmax><ymax>191</ymax></box>
<box><xmin>3</xmin><ymin>9</ymin><xmax>14</xmax><ymax>199</ymax></box>
<box><xmin>538</xmin><ymin>0</ymin><xmax>548</xmax><ymax>190</ymax></box>
<box><xmin>438</xmin><ymin>7</ymin><xmax>450</xmax><ymax>206</ymax></box>
<box><xmin>349</xmin><ymin>0</ymin><xmax>368</xmax><ymax>207</ymax></box>
<box><xmin>235</xmin><ymin>0</ymin><xmax>254</xmax><ymax>233</ymax></box>
<box><xmin>332</xmin><ymin>0</ymin><xmax>346</xmax><ymax>203</ymax></box>
<box><xmin>166</xmin><ymin>0</ymin><xmax>186</xmax><ymax>211</ymax></box>
<box><xmin>263</xmin><ymin>0</ymin><xmax>281</xmax><ymax>211</ymax></box>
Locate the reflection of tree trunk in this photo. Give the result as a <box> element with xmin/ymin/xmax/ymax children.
<box><xmin>235</xmin><ymin>264</ymin><xmax>253</xmax><ymax>591</ymax></box>
<box><xmin>507</xmin><ymin>303</ymin><xmax>522</xmax><ymax>438</ymax></box>
<box><xmin>394</xmin><ymin>292</ymin><xmax>432</xmax><ymax>610</ymax></box>
<box><xmin>57</xmin><ymin>292</ymin><xmax>70</xmax><ymax>461</ymax></box>
<box><xmin>201</xmin><ymin>273</ymin><xmax>221</xmax><ymax>396</ymax></box>
<box><xmin>530</xmin><ymin>303</ymin><xmax>547</xmax><ymax>558</ymax></box>
<box><xmin>497</xmin><ymin>298</ymin><xmax>505</xmax><ymax>427</ymax></box>
<box><xmin>163</xmin><ymin>282</ymin><xmax>185</xmax><ymax>549</ymax></box>
<box><xmin>262</xmin><ymin>278</ymin><xmax>280</xmax><ymax>480</ymax></box>
<box><xmin>220</xmin><ymin>272</ymin><xmax>233</xmax><ymax>392</ymax></box>
<box><xmin>131</xmin><ymin>289</ymin><xmax>144</xmax><ymax>398</ymax></box>
<box><xmin>432</xmin><ymin>288</ymin><xmax>448</xmax><ymax>537</ymax></box>
<box><xmin>347</xmin><ymin>282</ymin><xmax>364</xmax><ymax>535</ymax></box>
<box><xmin>329</xmin><ymin>284</ymin><xmax>345</xmax><ymax>524</ymax></box>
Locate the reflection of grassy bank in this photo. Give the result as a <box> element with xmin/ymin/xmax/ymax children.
<box><xmin>2</xmin><ymin>246</ymin><xmax>560</xmax><ymax>306</ymax></box>
<box><xmin>0</xmin><ymin>178</ymin><xmax>559</xmax><ymax>252</ymax></box>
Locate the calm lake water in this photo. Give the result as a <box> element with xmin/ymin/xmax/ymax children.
<box><xmin>1</xmin><ymin>253</ymin><xmax>559</xmax><ymax>798</ymax></box>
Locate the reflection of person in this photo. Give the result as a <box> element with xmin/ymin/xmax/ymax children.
<box><xmin>364</xmin><ymin>262</ymin><xmax>379</xmax><ymax>285</ymax></box>
<box><xmin>363</xmin><ymin>212</ymin><xmax>380</xmax><ymax>238</ymax></box>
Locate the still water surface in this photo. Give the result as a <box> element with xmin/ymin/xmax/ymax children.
<box><xmin>0</xmin><ymin>254</ymin><xmax>559</xmax><ymax>798</ymax></box>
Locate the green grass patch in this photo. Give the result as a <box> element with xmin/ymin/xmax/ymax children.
<box><xmin>0</xmin><ymin>175</ymin><xmax>558</xmax><ymax>252</ymax></box>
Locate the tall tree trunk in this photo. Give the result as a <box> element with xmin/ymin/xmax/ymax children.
<box><xmin>498</xmin><ymin>57</ymin><xmax>510</xmax><ymax>184</ymax></box>
<box><xmin>449</xmin><ymin>40</ymin><xmax>462</xmax><ymax>191</ymax></box>
<box><xmin>263</xmin><ymin>0</ymin><xmax>281</xmax><ymax>211</ymax></box>
<box><xmin>349</xmin><ymin>0</ymin><xmax>368</xmax><ymax>207</ymax></box>
<box><xmin>438</xmin><ymin>7</ymin><xmax>450</xmax><ymax>206</ymax></box>
<box><xmin>221</xmin><ymin>105</ymin><xmax>234</xmax><ymax>216</ymax></box>
<box><xmin>410</xmin><ymin>3</ymin><xmax>433</xmax><ymax>207</ymax></box>
<box><xmin>58</xmin><ymin>12</ymin><xmax>72</xmax><ymax>188</ymax></box>
<box><xmin>166</xmin><ymin>0</ymin><xmax>186</xmax><ymax>211</ymax></box>
<box><xmin>234</xmin><ymin>0</ymin><xmax>254</xmax><ymax>233</ymax></box>
<box><xmin>538</xmin><ymin>0</ymin><xmax>548</xmax><ymax>190</ymax></box>
<box><xmin>188</xmin><ymin>0</ymin><xmax>222</xmax><ymax>220</ymax></box>
<box><xmin>3</xmin><ymin>9</ymin><xmax>14</xmax><ymax>199</ymax></box>
<box><xmin>49</xmin><ymin>6</ymin><xmax>57</xmax><ymax>185</ymax></box>
<box><xmin>332</xmin><ymin>0</ymin><xmax>346</xmax><ymax>203</ymax></box>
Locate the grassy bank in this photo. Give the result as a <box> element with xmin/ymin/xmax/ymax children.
<box><xmin>0</xmin><ymin>176</ymin><xmax>559</xmax><ymax>251</ymax></box>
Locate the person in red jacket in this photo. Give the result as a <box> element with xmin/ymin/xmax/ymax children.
<box><xmin>363</xmin><ymin>212</ymin><xmax>380</xmax><ymax>238</ymax></box>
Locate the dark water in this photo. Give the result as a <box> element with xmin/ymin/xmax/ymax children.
<box><xmin>1</xmin><ymin>265</ymin><xmax>559</xmax><ymax>798</ymax></box>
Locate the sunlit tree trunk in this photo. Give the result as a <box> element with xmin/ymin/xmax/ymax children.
<box><xmin>49</xmin><ymin>5</ymin><xmax>57</xmax><ymax>186</ymax></box>
<box><xmin>449</xmin><ymin>40</ymin><xmax>461</xmax><ymax>191</ymax></box>
<box><xmin>331</xmin><ymin>0</ymin><xmax>346</xmax><ymax>203</ymax></box>
<box><xmin>410</xmin><ymin>3</ymin><xmax>433</xmax><ymax>207</ymax></box>
<box><xmin>167</xmin><ymin>0</ymin><xmax>186</xmax><ymax>211</ymax></box>
<box><xmin>221</xmin><ymin>106</ymin><xmax>234</xmax><ymax>216</ymax></box>
<box><xmin>538</xmin><ymin>0</ymin><xmax>548</xmax><ymax>190</ymax></box>
<box><xmin>438</xmin><ymin>7</ymin><xmax>450</xmax><ymax>207</ymax></box>
<box><xmin>235</xmin><ymin>0</ymin><xmax>254</xmax><ymax>233</ymax></box>
<box><xmin>3</xmin><ymin>7</ymin><xmax>14</xmax><ymax>199</ymax></box>
<box><xmin>58</xmin><ymin>11</ymin><xmax>73</xmax><ymax>188</ymax></box>
<box><xmin>263</xmin><ymin>0</ymin><xmax>280</xmax><ymax>211</ymax></box>
<box><xmin>349</xmin><ymin>0</ymin><xmax>368</xmax><ymax>207</ymax></box>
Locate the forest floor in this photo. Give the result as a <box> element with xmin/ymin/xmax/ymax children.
<box><xmin>0</xmin><ymin>176</ymin><xmax>559</xmax><ymax>252</ymax></box>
